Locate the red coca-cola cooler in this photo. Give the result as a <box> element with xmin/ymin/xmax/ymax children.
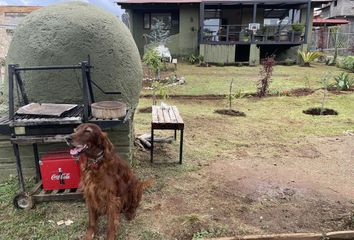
<box><xmin>39</xmin><ymin>150</ymin><xmax>81</xmax><ymax>190</ymax></box>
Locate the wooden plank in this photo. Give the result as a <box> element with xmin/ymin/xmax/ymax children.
<box><xmin>51</xmin><ymin>189</ymin><xmax>59</xmax><ymax>195</ymax></box>
<box><xmin>11</xmin><ymin>117</ymin><xmax>82</xmax><ymax>126</ymax></box>
<box><xmin>168</xmin><ymin>107</ymin><xmax>177</xmax><ymax>123</ymax></box>
<box><xmin>29</xmin><ymin>181</ymin><xmax>42</xmax><ymax>195</ymax></box>
<box><xmin>33</xmin><ymin>191</ymin><xmax>83</xmax><ymax>202</ymax></box>
<box><xmin>206</xmin><ymin>231</ymin><xmax>354</xmax><ymax>240</ymax></box>
<box><xmin>326</xmin><ymin>231</ymin><xmax>354</xmax><ymax>239</ymax></box>
<box><xmin>152</xmin><ymin>122</ymin><xmax>184</xmax><ymax>130</ymax></box>
<box><xmin>171</xmin><ymin>106</ymin><xmax>184</xmax><ymax>124</ymax></box>
<box><xmin>152</xmin><ymin>106</ymin><xmax>158</xmax><ymax>123</ymax></box>
<box><xmin>162</xmin><ymin>108</ymin><xmax>171</xmax><ymax>123</ymax></box>
<box><xmin>157</xmin><ymin>108</ymin><xmax>164</xmax><ymax>123</ymax></box>
<box><xmin>10</xmin><ymin>135</ymin><xmax>67</xmax><ymax>144</ymax></box>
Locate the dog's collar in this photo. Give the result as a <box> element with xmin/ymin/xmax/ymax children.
<box><xmin>87</xmin><ymin>151</ymin><xmax>104</xmax><ymax>169</ymax></box>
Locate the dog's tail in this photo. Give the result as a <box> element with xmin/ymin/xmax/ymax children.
<box><xmin>139</xmin><ymin>177</ymin><xmax>155</xmax><ymax>190</ymax></box>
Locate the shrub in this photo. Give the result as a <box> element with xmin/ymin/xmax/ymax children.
<box><xmin>319</xmin><ymin>73</ymin><xmax>331</xmax><ymax>114</ymax></box>
<box><xmin>338</xmin><ymin>56</ymin><xmax>354</xmax><ymax>72</ymax></box>
<box><xmin>257</xmin><ymin>55</ymin><xmax>276</xmax><ymax>97</ymax></box>
<box><xmin>188</xmin><ymin>54</ymin><xmax>198</xmax><ymax>64</ymax></box>
<box><xmin>333</xmin><ymin>72</ymin><xmax>354</xmax><ymax>90</ymax></box>
<box><xmin>284</xmin><ymin>58</ymin><xmax>296</xmax><ymax>66</ymax></box>
<box><xmin>188</xmin><ymin>54</ymin><xmax>205</xmax><ymax>65</ymax></box>
<box><xmin>298</xmin><ymin>50</ymin><xmax>323</xmax><ymax>67</ymax></box>
<box><xmin>291</xmin><ymin>23</ymin><xmax>305</xmax><ymax>33</ymax></box>
<box><xmin>225</xmin><ymin>80</ymin><xmax>245</xmax><ymax>110</ymax></box>
<box><xmin>143</xmin><ymin>49</ymin><xmax>162</xmax><ymax>78</ymax></box>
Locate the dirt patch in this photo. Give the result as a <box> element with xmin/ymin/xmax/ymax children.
<box><xmin>288</xmin><ymin>88</ymin><xmax>314</xmax><ymax>97</ymax></box>
<box><xmin>135</xmin><ymin>134</ymin><xmax>354</xmax><ymax>239</ymax></box>
<box><xmin>214</xmin><ymin>109</ymin><xmax>246</xmax><ymax>117</ymax></box>
<box><xmin>303</xmin><ymin>108</ymin><xmax>338</xmax><ymax>116</ymax></box>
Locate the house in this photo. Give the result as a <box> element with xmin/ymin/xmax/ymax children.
<box><xmin>0</xmin><ymin>6</ymin><xmax>41</xmax><ymax>82</ymax></box>
<box><xmin>312</xmin><ymin>14</ymin><xmax>349</xmax><ymax>50</ymax></box>
<box><xmin>320</xmin><ymin>0</ymin><xmax>354</xmax><ymax>32</ymax></box>
<box><xmin>0</xmin><ymin>6</ymin><xmax>41</xmax><ymax>60</ymax></box>
<box><xmin>118</xmin><ymin>0</ymin><xmax>329</xmax><ymax>65</ymax></box>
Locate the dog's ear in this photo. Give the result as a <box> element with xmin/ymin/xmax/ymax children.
<box><xmin>99</xmin><ymin>132</ymin><xmax>114</xmax><ymax>156</ymax></box>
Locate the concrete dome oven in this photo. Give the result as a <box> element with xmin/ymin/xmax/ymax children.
<box><xmin>3</xmin><ymin>2</ymin><xmax>142</xmax><ymax>164</ymax></box>
<box><xmin>6</xmin><ymin>1</ymin><xmax>142</xmax><ymax>109</ymax></box>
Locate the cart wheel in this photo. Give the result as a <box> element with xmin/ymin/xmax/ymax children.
<box><xmin>13</xmin><ymin>192</ymin><xmax>34</xmax><ymax>210</ymax></box>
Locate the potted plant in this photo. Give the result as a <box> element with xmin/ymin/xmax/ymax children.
<box><xmin>291</xmin><ymin>23</ymin><xmax>305</xmax><ymax>42</ymax></box>
<box><xmin>241</xmin><ymin>28</ymin><xmax>251</xmax><ymax>42</ymax></box>
<box><xmin>279</xmin><ymin>29</ymin><xmax>289</xmax><ymax>41</ymax></box>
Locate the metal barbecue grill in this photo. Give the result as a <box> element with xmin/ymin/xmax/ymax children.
<box><xmin>0</xmin><ymin>60</ymin><xmax>131</xmax><ymax>209</ymax></box>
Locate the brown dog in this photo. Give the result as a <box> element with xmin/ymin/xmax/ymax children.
<box><xmin>65</xmin><ymin>123</ymin><xmax>152</xmax><ymax>240</ymax></box>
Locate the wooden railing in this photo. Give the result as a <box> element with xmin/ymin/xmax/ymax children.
<box><xmin>201</xmin><ymin>24</ymin><xmax>305</xmax><ymax>44</ymax></box>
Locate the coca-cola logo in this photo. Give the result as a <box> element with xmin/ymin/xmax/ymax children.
<box><xmin>51</xmin><ymin>173</ymin><xmax>71</xmax><ymax>181</ymax></box>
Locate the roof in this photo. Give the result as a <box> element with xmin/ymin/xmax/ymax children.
<box><xmin>118</xmin><ymin>0</ymin><xmax>200</xmax><ymax>3</ymax></box>
<box><xmin>0</xmin><ymin>6</ymin><xmax>41</xmax><ymax>13</ymax></box>
<box><xmin>313</xmin><ymin>16</ymin><xmax>350</xmax><ymax>26</ymax></box>
<box><xmin>118</xmin><ymin>0</ymin><xmax>329</xmax><ymax>4</ymax></box>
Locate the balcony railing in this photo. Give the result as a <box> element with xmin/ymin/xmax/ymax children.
<box><xmin>201</xmin><ymin>24</ymin><xmax>305</xmax><ymax>44</ymax></box>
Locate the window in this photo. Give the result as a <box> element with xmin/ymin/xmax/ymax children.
<box><xmin>143</xmin><ymin>13</ymin><xmax>172</xmax><ymax>30</ymax></box>
<box><xmin>263</xmin><ymin>9</ymin><xmax>295</xmax><ymax>26</ymax></box>
<box><xmin>151</xmin><ymin>13</ymin><xmax>172</xmax><ymax>30</ymax></box>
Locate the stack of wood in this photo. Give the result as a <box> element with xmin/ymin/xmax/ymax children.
<box><xmin>136</xmin><ymin>133</ymin><xmax>173</xmax><ymax>149</ymax></box>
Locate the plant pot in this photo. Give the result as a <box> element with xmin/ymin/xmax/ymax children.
<box><xmin>293</xmin><ymin>32</ymin><xmax>302</xmax><ymax>42</ymax></box>
<box><xmin>279</xmin><ymin>33</ymin><xmax>289</xmax><ymax>41</ymax></box>
<box><xmin>91</xmin><ymin>101</ymin><xmax>127</xmax><ymax>119</ymax></box>
<box><xmin>243</xmin><ymin>36</ymin><xmax>250</xmax><ymax>42</ymax></box>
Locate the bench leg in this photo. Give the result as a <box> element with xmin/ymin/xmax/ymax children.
<box><xmin>150</xmin><ymin>128</ymin><xmax>154</xmax><ymax>163</ymax></box>
<box><xmin>179</xmin><ymin>129</ymin><xmax>184</xmax><ymax>164</ymax></box>
<box><xmin>174</xmin><ymin>129</ymin><xmax>177</xmax><ymax>141</ymax></box>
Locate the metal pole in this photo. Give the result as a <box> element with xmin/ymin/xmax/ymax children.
<box><xmin>304</xmin><ymin>0</ymin><xmax>311</xmax><ymax>43</ymax></box>
<box><xmin>81</xmin><ymin>62</ymin><xmax>89</xmax><ymax>122</ymax></box>
<box><xmin>150</xmin><ymin>128</ymin><xmax>154</xmax><ymax>163</ymax></box>
<box><xmin>179</xmin><ymin>129</ymin><xmax>184</xmax><ymax>164</ymax></box>
<box><xmin>85</xmin><ymin>68</ymin><xmax>95</xmax><ymax>104</ymax></box>
<box><xmin>252</xmin><ymin>3</ymin><xmax>257</xmax><ymax>23</ymax></box>
<box><xmin>33</xmin><ymin>144</ymin><xmax>41</xmax><ymax>182</ymax></box>
<box><xmin>14</xmin><ymin>72</ymin><xmax>29</xmax><ymax>105</ymax></box>
<box><xmin>15</xmin><ymin>65</ymin><xmax>83</xmax><ymax>71</ymax></box>
<box><xmin>13</xmin><ymin>143</ymin><xmax>25</xmax><ymax>192</ymax></box>
<box><xmin>8</xmin><ymin>65</ymin><xmax>15</xmax><ymax>119</ymax></box>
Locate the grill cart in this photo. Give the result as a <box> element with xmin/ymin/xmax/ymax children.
<box><xmin>0</xmin><ymin>60</ymin><xmax>131</xmax><ymax>209</ymax></box>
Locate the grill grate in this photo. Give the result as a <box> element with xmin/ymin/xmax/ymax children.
<box><xmin>14</xmin><ymin>106</ymin><xmax>84</xmax><ymax>120</ymax></box>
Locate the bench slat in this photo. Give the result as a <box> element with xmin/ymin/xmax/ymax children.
<box><xmin>168</xmin><ymin>107</ymin><xmax>177</xmax><ymax>123</ymax></box>
<box><xmin>162</xmin><ymin>108</ymin><xmax>171</xmax><ymax>123</ymax></box>
<box><xmin>157</xmin><ymin>108</ymin><xmax>164</xmax><ymax>123</ymax></box>
<box><xmin>171</xmin><ymin>106</ymin><xmax>184</xmax><ymax>124</ymax></box>
<box><xmin>152</xmin><ymin>106</ymin><xmax>158</xmax><ymax>123</ymax></box>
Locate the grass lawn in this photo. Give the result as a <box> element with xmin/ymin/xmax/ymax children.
<box><xmin>142</xmin><ymin>62</ymin><xmax>353</xmax><ymax>96</ymax></box>
<box><xmin>1</xmin><ymin>64</ymin><xmax>354</xmax><ymax>240</ymax></box>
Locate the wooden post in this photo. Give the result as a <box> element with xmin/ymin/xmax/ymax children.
<box><xmin>252</xmin><ymin>3</ymin><xmax>257</xmax><ymax>23</ymax></box>
<box><xmin>304</xmin><ymin>0</ymin><xmax>311</xmax><ymax>43</ymax></box>
<box><xmin>199</xmin><ymin>2</ymin><xmax>205</xmax><ymax>43</ymax></box>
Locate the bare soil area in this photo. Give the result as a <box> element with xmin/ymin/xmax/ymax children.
<box><xmin>135</xmin><ymin>135</ymin><xmax>354</xmax><ymax>239</ymax></box>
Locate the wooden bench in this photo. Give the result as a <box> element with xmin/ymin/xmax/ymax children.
<box><xmin>151</xmin><ymin>105</ymin><xmax>184</xmax><ymax>164</ymax></box>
